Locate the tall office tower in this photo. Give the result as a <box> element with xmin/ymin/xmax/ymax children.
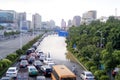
<box><xmin>82</xmin><ymin>10</ymin><xmax>97</xmax><ymax>25</ymax></box>
<box><xmin>61</xmin><ymin>19</ymin><xmax>66</xmax><ymax>30</ymax></box>
<box><xmin>27</xmin><ymin>20</ymin><xmax>32</xmax><ymax>30</ymax></box>
<box><xmin>49</xmin><ymin>20</ymin><xmax>55</xmax><ymax>29</ymax></box>
<box><xmin>72</xmin><ymin>16</ymin><xmax>81</xmax><ymax>27</ymax></box>
<box><xmin>32</xmin><ymin>13</ymin><xmax>41</xmax><ymax>30</ymax></box>
<box><xmin>18</xmin><ymin>12</ymin><xmax>27</xmax><ymax>31</ymax></box>
<box><xmin>18</xmin><ymin>12</ymin><xmax>26</xmax><ymax>27</ymax></box>
<box><xmin>67</xmin><ymin>19</ymin><xmax>72</xmax><ymax>27</ymax></box>
<box><xmin>0</xmin><ymin>10</ymin><xmax>18</xmax><ymax>29</ymax></box>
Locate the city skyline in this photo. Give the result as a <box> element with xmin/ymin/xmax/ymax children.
<box><xmin>0</xmin><ymin>0</ymin><xmax>120</xmax><ymax>26</ymax></box>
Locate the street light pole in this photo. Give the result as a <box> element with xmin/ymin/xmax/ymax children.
<box><xmin>20</xmin><ymin>22</ymin><xmax>22</xmax><ymax>49</ymax></box>
<box><xmin>97</xmin><ymin>30</ymin><xmax>103</xmax><ymax>48</ymax></box>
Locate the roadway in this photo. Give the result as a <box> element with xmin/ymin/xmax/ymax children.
<box><xmin>1</xmin><ymin>33</ymin><xmax>85</xmax><ymax>80</ymax></box>
<box><xmin>38</xmin><ymin>34</ymin><xmax>86</xmax><ymax>80</ymax></box>
<box><xmin>0</xmin><ymin>34</ymin><xmax>38</xmax><ymax>59</ymax></box>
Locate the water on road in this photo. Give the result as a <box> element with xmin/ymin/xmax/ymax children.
<box><xmin>38</xmin><ymin>34</ymin><xmax>85</xmax><ymax>80</ymax></box>
<box><xmin>38</xmin><ymin>34</ymin><xmax>67</xmax><ymax>61</ymax></box>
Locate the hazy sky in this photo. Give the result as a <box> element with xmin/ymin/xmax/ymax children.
<box><xmin>0</xmin><ymin>0</ymin><xmax>120</xmax><ymax>26</ymax></box>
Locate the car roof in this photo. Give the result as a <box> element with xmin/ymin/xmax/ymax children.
<box><xmin>21</xmin><ymin>60</ymin><xmax>28</xmax><ymax>61</ymax></box>
<box><xmin>41</xmin><ymin>65</ymin><xmax>51</xmax><ymax>68</ymax></box>
<box><xmin>8</xmin><ymin>67</ymin><xmax>17</xmax><ymax>69</ymax></box>
<box><xmin>28</xmin><ymin>65</ymin><xmax>36</xmax><ymax>68</ymax></box>
<box><xmin>37</xmin><ymin>76</ymin><xmax>45</xmax><ymax>79</ymax></box>
<box><xmin>83</xmin><ymin>71</ymin><xmax>92</xmax><ymax>74</ymax></box>
<box><xmin>1</xmin><ymin>76</ymin><xmax>11</xmax><ymax>79</ymax></box>
<box><xmin>35</xmin><ymin>60</ymin><xmax>41</xmax><ymax>62</ymax></box>
<box><xmin>48</xmin><ymin>62</ymin><xmax>55</xmax><ymax>64</ymax></box>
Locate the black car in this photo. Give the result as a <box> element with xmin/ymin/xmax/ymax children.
<box><xmin>26</xmin><ymin>48</ymin><xmax>35</xmax><ymax>55</ymax></box>
<box><xmin>41</xmin><ymin>65</ymin><xmax>52</xmax><ymax>77</ymax></box>
<box><xmin>33</xmin><ymin>60</ymin><xmax>43</xmax><ymax>71</ymax></box>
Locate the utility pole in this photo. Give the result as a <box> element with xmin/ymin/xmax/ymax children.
<box><xmin>115</xmin><ymin>8</ymin><xmax>117</xmax><ymax>19</ymax></box>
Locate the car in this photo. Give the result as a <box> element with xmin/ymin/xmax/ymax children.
<box><xmin>17</xmin><ymin>72</ymin><xmax>28</xmax><ymax>80</ymax></box>
<box><xmin>41</xmin><ymin>65</ymin><xmax>52</xmax><ymax>76</ymax></box>
<box><xmin>6</xmin><ymin>67</ymin><xmax>18</xmax><ymax>78</ymax></box>
<box><xmin>20</xmin><ymin>60</ymin><xmax>29</xmax><ymax>68</ymax></box>
<box><xmin>28</xmin><ymin>65</ymin><xmax>38</xmax><ymax>76</ymax></box>
<box><xmin>0</xmin><ymin>76</ymin><xmax>12</xmax><ymax>80</ymax></box>
<box><xmin>39</xmin><ymin>54</ymin><xmax>45</xmax><ymax>62</ymax></box>
<box><xmin>47</xmin><ymin>62</ymin><xmax>55</xmax><ymax>68</ymax></box>
<box><xmin>19</xmin><ymin>55</ymin><xmax>27</xmax><ymax>61</ymax></box>
<box><xmin>28</xmin><ymin>56</ymin><xmax>35</xmax><ymax>64</ymax></box>
<box><xmin>26</xmin><ymin>48</ymin><xmax>35</xmax><ymax>55</ymax></box>
<box><xmin>33</xmin><ymin>60</ymin><xmax>43</xmax><ymax>71</ymax></box>
<box><xmin>43</xmin><ymin>57</ymin><xmax>54</xmax><ymax>64</ymax></box>
<box><xmin>36</xmin><ymin>76</ymin><xmax>46</xmax><ymax>80</ymax></box>
<box><xmin>80</xmin><ymin>71</ymin><xmax>95</xmax><ymax>80</ymax></box>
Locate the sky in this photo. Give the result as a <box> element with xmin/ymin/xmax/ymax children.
<box><xmin>0</xmin><ymin>0</ymin><xmax>120</xmax><ymax>26</ymax></box>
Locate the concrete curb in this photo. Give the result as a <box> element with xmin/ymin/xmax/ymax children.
<box><xmin>69</xmin><ymin>52</ymin><xmax>88</xmax><ymax>71</ymax></box>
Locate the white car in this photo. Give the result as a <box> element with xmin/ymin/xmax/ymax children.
<box><xmin>39</xmin><ymin>54</ymin><xmax>45</xmax><ymax>62</ymax></box>
<box><xmin>80</xmin><ymin>71</ymin><xmax>95</xmax><ymax>80</ymax></box>
<box><xmin>6</xmin><ymin>67</ymin><xmax>18</xmax><ymax>78</ymax></box>
<box><xmin>44</xmin><ymin>57</ymin><xmax>54</xmax><ymax>64</ymax></box>
<box><xmin>47</xmin><ymin>62</ymin><xmax>55</xmax><ymax>68</ymax></box>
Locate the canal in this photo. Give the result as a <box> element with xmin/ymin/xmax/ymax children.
<box><xmin>38</xmin><ymin>34</ymin><xmax>86</xmax><ymax>80</ymax></box>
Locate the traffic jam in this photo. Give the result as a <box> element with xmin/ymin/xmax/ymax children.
<box><xmin>1</xmin><ymin>35</ymin><xmax>54</xmax><ymax>80</ymax></box>
<box><xmin>0</xmin><ymin>33</ymin><xmax>96</xmax><ymax>80</ymax></box>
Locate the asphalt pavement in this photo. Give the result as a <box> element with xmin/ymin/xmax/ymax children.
<box><xmin>0</xmin><ymin>34</ymin><xmax>38</xmax><ymax>59</ymax></box>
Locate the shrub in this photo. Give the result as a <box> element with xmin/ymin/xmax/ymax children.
<box><xmin>100</xmin><ymin>75</ymin><xmax>109</xmax><ymax>80</ymax></box>
<box><xmin>90</xmin><ymin>66</ymin><xmax>97</xmax><ymax>73</ymax></box>
<box><xmin>79</xmin><ymin>57</ymin><xmax>88</xmax><ymax>62</ymax></box>
<box><xmin>1</xmin><ymin>59</ymin><xmax>12</xmax><ymax>67</ymax></box>
<box><xmin>6</xmin><ymin>53</ymin><xmax>17</xmax><ymax>61</ymax></box>
<box><xmin>0</xmin><ymin>61</ymin><xmax>3</xmax><ymax>70</ymax></box>
<box><xmin>85</xmin><ymin>61</ymin><xmax>95</xmax><ymax>70</ymax></box>
<box><xmin>94</xmin><ymin>70</ymin><xmax>106</xmax><ymax>80</ymax></box>
<box><xmin>16</xmin><ymin>49</ymin><xmax>24</xmax><ymax>55</ymax></box>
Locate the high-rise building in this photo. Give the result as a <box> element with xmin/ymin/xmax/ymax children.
<box><xmin>18</xmin><ymin>12</ymin><xmax>27</xmax><ymax>30</ymax></box>
<box><xmin>27</xmin><ymin>20</ymin><xmax>32</xmax><ymax>29</ymax></box>
<box><xmin>61</xmin><ymin>19</ymin><xmax>66</xmax><ymax>30</ymax></box>
<box><xmin>49</xmin><ymin>20</ymin><xmax>55</xmax><ymax>29</ymax></box>
<box><xmin>82</xmin><ymin>10</ymin><xmax>97</xmax><ymax>24</ymax></box>
<box><xmin>0</xmin><ymin>10</ymin><xmax>18</xmax><ymax>29</ymax></box>
<box><xmin>72</xmin><ymin>16</ymin><xmax>81</xmax><ymax>27</ymax></box>
<box><xmin>32</xmin><ymin>13</ymin><xmax>41</xmax><ymax>30</ymax></box>
<box><xmin>67</xmin><ymin>19</ymin><xmax>72</xmax><ymax>27</ymax></box>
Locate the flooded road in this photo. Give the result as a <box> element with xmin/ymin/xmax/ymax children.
<box><xmin>38</xmin><ymin>34</ymin><xmax>86</xmax><ymax>80</ymax></box>
<box><xmin>38</xmin><ymin>34</ymin><xmax>67</xmax><ymax>61</ymax></box>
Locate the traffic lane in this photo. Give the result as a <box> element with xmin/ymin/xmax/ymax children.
<box><xmin>0</xmin><ymin>35</ymin><xmax>36</xmax><ymax>58</ymax></box>
<box><xmin>54</xmin><ymin>59</ymin><xmax>83</xmax><ymax>80</ymax></box>
<box><xmin>11</xmin><ymin>60</ymin><xmax>52</xmax><ymax>80</ymax></box>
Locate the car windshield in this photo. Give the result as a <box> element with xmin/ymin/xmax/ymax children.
<box><xmin>22</xmin><ymin>61</ymin><xmax>27</xmax><ymax>64</ymax></box>
<box><xmin>30</xmin><ymin>68</ymin><xmax>36</xmax><ymax>71</ymax></box>
<box><xmin>46</xmin><ymin>69</ymin><xmax>52</xmax><ymax>72</ymax></box>
<box><xmin>35</xmin><ymin>62</ymin><xmax>41</xmax><ymax>65</ymax></box>
<box><xmin>86</xmin><ymin>73</ymin><xmax>93</xmax><ymax>77</ymax></box>
<box><xmin>8</xmin><ymin>69</ymin><xmax>15</xmax><ymax>72</ymax></box>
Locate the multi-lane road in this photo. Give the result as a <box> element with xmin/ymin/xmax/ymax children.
<box><xmin>38</xmin><ymin>34</ymin><xmax>86</xmax><ymax>80</ymax></box>
<box><xmin>1</xmin><ymin>33</ymin><xmax>86</xmax><ymax>80</ymax></box>
<box><xmin>0</xmin><ymin>34</ymin><xmax>38</xmax><ymax>59</ymax></box>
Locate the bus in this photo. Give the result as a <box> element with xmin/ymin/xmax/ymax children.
<box><xmin>51</xmin><ymin>65</ymin><xmax>76</xmax><ymax>80</ymax></box>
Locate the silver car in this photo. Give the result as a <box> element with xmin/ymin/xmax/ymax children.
<box><xmin>36</xmin><ymin>76</ymin><xmax>46</xmax><ymax>80</ymax></box>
